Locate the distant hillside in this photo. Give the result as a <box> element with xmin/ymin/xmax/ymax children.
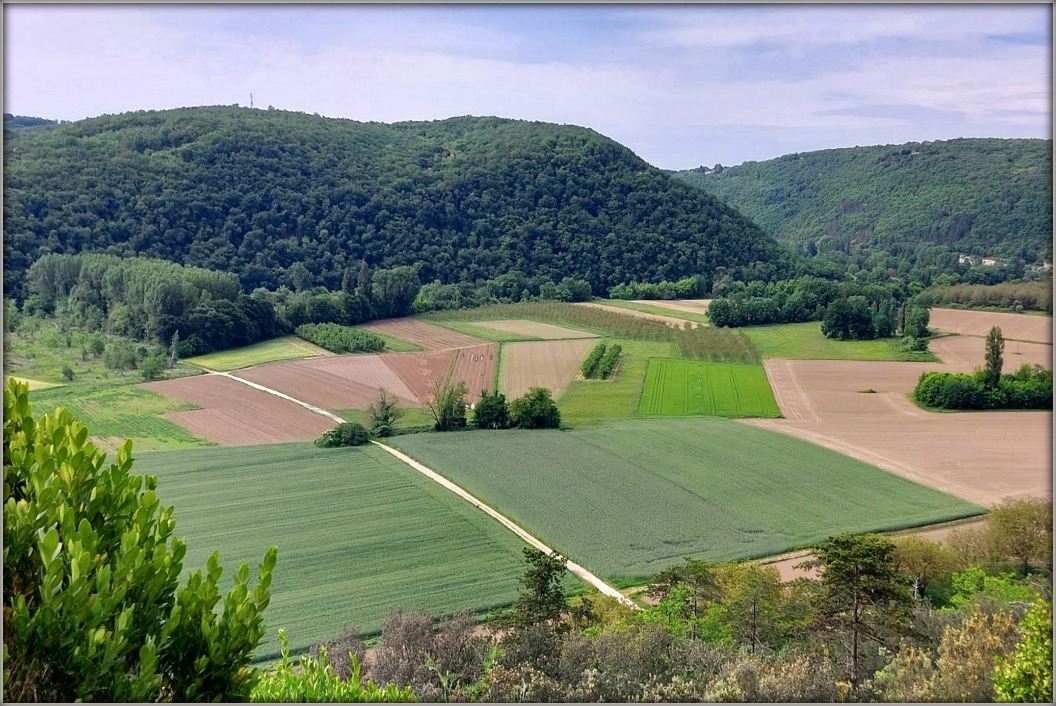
<box><xmin>3</xmin><ymin>106</ymin><xmax>792</xmax><ymax>299</ymax></box>
<box><xmin>674</xmin><ymin>138</ymin><xmax>1053</xmax><ymax>270</ymax></box>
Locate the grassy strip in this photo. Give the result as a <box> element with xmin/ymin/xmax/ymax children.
<box><xmin>638</xmin><ymin>359</ymin><xmax>781</xmax><ymax>418</ymax></box>
<box><xmin>388</xmin><ymin>418</ymin><xmax>984</xmax><ymax>581</ymax></box>
<box><xmin>424</xmin><ymin>319</ymin><xmax>542</xmax><ymax>343</ymax></box>
<box><xmin>135</xmin><ymin>442</ymin><xmax>540</xmax><ymax>661</ymax></box>
<box><xmin>743</xmin><ymin>322</ymin><xmax>939</xmax><ymax>362</ymax></box>
<box><xmin>558</xmin><ymin>340</ymin><xmax>675</xmax><ymax>425</ymax></box>
<box><xmin>185</xmin><ymin>335</ymin><xmax>332</xmax><ymax>371</ymax></box>
<box><xmin>594</xmin><ymin>299</ymin><xmax>711</xmax><ymax>324</ymax></box>
<box><xmin>364</xmin><ymin>331</ymin><xmax>424</xmax><ymax>352</ymax></box>
<box><xmin>31</xmin><ymin>384</ymin><xmax>213</xmax><ymax>451</ymax></box>
<box><xmin>336</xmin><ymin>406</ymin><xmax>436</xmax><ymax>429</ymax></box>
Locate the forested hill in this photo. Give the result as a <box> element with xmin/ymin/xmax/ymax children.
<box><xmin>674</xmin><ymin>138</ymin><xmax>1053</xmax><ymax>265</ymax></box>
<box><xmin>3</xmin><ymin>106</ymin><xmax>792</xmax><ymax>299</ymax></box>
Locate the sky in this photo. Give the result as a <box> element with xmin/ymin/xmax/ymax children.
<box><xmin>3</xmin><ymin>3</ymin><xmax>1051</xmax><ymax>169</ymax></box>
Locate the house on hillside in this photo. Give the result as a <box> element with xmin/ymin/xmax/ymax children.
<box><xmin>958</xmin><ymin>254</ymin><xmax>976</xmax><ymax>266</ymax></box>
<box><xmin>981</xmin><ymin>257</ymin><xmax>997</xmax><ymax>267</ymax></box>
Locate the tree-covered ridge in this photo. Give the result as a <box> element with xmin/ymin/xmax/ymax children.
<box><xmin>3</xmin><ymin>106</ymin><xmax>791</xmax><ymax>300</ymax></box>
<box><xmin>674</xmin><ymin>138</ymin><xmax>1053</xmax><ymax>273</ymax></box>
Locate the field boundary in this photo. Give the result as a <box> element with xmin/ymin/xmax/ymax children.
<box><xmin>219</xmin><ymin>371</ymin><xmax>345</xmax><ymax>424</ymax></box>
<box><xmin>371</xmin><ymin>441</ymin><xmax>639</xmax><ymax>609</ymax></box>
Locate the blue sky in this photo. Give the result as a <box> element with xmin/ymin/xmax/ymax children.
<box><xmin>4</xmin><ymin>3</ymin><xmax>1051</xmax><ymax>169</ymax></box>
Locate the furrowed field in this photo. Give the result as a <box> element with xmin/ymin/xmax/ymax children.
<box><xmin>389</xmin><ymin>418</ymin><xmax>983</xmax><ymax>580</ymax></box>
<box><xmin>135</xmin><ymin>442</ymin><xmax>537</xmax><ymax>660</ymax></box>
<box><xmin>184</xmin><ymin>335</ymin><xmax>332</xmax><ymax>371</ymax></box>
<box><xmin>638</xmin><ymin>359</ymin><xmax>780</xmax><ymax>417</ymax></box>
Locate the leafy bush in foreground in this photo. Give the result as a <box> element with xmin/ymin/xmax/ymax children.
<box><xmin>251</xmin><ymin>629</ymin><xmax>416</xmax><ymax>703</ymax></box>
<box><xmin>2</xmin><ymin>379</ymin><xmax>277</xmax><ymax>702</ymax></box>
<box><xmin>316</xmin><ymin>422</ymin><xmax>371</xmax><ymax>448</ymax></box>
<box><xmin>509</xmin><ymin>387</ymin><xmax>561</xmax><ymax>429</ymax></box>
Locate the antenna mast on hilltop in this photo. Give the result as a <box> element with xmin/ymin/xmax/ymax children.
<box><xmin>250</xmin><ymin>93</ymin><xmax>254</xmax><ymax>109</ymax></box>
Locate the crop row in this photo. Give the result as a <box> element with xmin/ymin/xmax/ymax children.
<box><xmin>580</xmin><ymin>341</ymin><xmax>608</xmax><ymax>378</ymax></box>
<box><xmin>596</xmin><ymin>343</ymin><xmax>622</xmax><ymax>379</ymax></box>
<box><xmin>673</xmin><ymin>323</ymin><xmax>760</xmax><ymax>363</ymax></box>
<box><xmin>295</xmin><ymin>323</ymin><xmax>387</xmax><ymax>354</ymax></box>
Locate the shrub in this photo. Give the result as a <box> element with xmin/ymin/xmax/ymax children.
<box><xmin>61</xmin><ymin>364</ymin><xmax>75</xmax><ymax>381</ymax></box>
<box><xmin>315</xmin><ymin>422</ymin><xmax>371</xmax><ymax>448</ymax></box>
<box><xmin>509</xmin><ymin>387</ymin><xmax>561</xmax><ymax>429</ymax></box>
<box><xmin>140</xmin><ymin>353</ymin><xmax>167</xmax><ymax>381</ymax></box>
<box><xmin>474</xmin><ymin>389</ymin><xmax>510</xmax><ymax>429</ymax></box>
<box><xmin>251</xmin><ymin>629</ymin><xmax>415</xmax><ymax>703</ymax></box>
<box><xmin>597</xmin><ymin>343</ymin><xmax>623</xmax><ymax>379</ymax></box>
<box><xmin>294</xmin><ymin>323</ymin><xmax>385</xmax><ymax>354</ymax></box>
<box><xmin>3</xmin><ymin>379</ymin><xmax>277</xmax><ymax>702</ymax></box>
<box><xmin>368</xmin><ymin>388</ymin><xmax>404</xmax><ymax>437</ymax></box>
<box><xmin>580</xmin><ymin>341</ymin><xmax>607</xmax><ymax>379</ymax></box>
<box><xmin>427</xmin><ymin>380</ymin><xmax>468</xmax><ymax>432</ymax></box>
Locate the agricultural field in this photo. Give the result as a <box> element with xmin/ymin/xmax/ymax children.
<box><xmin>499</xmin><ymin>339</ymin><xmax>599</xmax><ymax>399</ymax></box>
<box><xmin>134</xmin><ymin>442</ymin><xmax>535</xmax><ymax>660</ymax></box>
<box><xmin>930</xmin><ymin>306</ymin><xmax>1053</xmax><ymax>343</ymax></box>
<box><xmin>472</xmin><ymin>319</ymin><xmax>597</xmax><ymax>340</ymax></box>
<box><xmin>595</xmin><ymin>299</ymin><xmax>712</xmax><ymax>324</ymax></box>
<box><xmin>638</xmin><ymin>359</ymin><xmax>780</xmax><ymax>418</ymax></box>
<box><xmin>184</xmin><ymin>335</ymin><xmax>332</xmax><ymax>371</ymax></box>
<box><xmin>358</xmin><ymin>318</ymin><xmax>485</xmax><ymax>350</ymax></box>
<box><xmin>140</xmin><ymin>374</ymin><xmax>333</xmax><ymax>445</ymax></box>
<box><xmin>29</xmin><ymin>383</ymin><xmax>213</xmax><ymax>451</ymax></box>
<box><xmin>389</xmin><ymin>418</ymin><xmax>983</xmax><ymax>580</ymax></box>
<box><xmin>743</xmin><ymin>321</ymin><xmax>938</xmax><ymax>361</ymax></box>
<box><xmin>557</xmin><ymin>340</ymin><xmax>676</xmax><ymax>425</ymax></box>
<box><xmin>749</xmin><ymin>349</ymin><xmax>1052</xmax><ymax>507</ymax></box>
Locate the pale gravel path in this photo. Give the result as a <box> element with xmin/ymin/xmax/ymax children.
<box><xmin>215</xmin><ymin>370</ymin><xmax>640</xmax><ymax>610</ymax></box>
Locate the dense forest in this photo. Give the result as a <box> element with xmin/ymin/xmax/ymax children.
<box><xmin>3</xmin><ymin>106</ymin><xmax>794</xmax><ymax>300</ymax></box>
<box><xmin>674</xmin><ymin>139</ymin><xmax>1053</xmax><ymax>283</ymax></box>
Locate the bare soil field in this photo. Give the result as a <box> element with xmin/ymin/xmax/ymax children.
<box><xmin>141</xmin><ymin>375</ymin><xmax>332</xmax><ymax>445</ymax></box>
<box><xmin>447</xmin><ymin>344</ymin><xmax>499</xmax><ymax>404</ymax></box>
<box><xmin>745</xmin><ymin>352</ymin><xmax>1052</xmax><ymax>507</ymax></box>
<box><xmin>358</xmin><ymin>318</ymin><xmax>485</xmax><ymax>350</ymax></box>
<box><xmin>574</xmin><ymin>301</ymin><xmax>688</xmax><ymax>326</ymax></box>
<box><xmin>929</xmin><ymin>334</ymin><xmax>1052</xmax><ymax>370</ymax></box>
<box><xmin>235</xmin><ymin>355</ymin><xmax>420</xmax><ymax>409</ymax></box>
<box><xmin>383</xmin><ymin>349</ymin><xmax>457</xmax><ymax>403</ymax></box>
<box><xmin>930</xmin><ymin>307</ymin><xmax>1053</xmax><ymax>343</ymax></box>
<box><xmin>632</xmin><ymin>299</ymin><xmax>712</xmax><ymax>315</ymax></box>
<box><xmin>499</xmin><ymin>339</ymin><xmax>599</xmax><ymax>399</ymax></box>
<box><xmin>473</xmin><ymin>319</ymin><xmax>597</xmax><ymax>339</ymax></box>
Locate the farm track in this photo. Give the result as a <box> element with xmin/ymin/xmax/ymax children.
<box><xmin>201</xmin><ymin>372</ymin><xmax>639</xmax><ymax>610</ymax></box>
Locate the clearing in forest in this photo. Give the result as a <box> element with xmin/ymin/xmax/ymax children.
<box><xmin>499</xmin><ymin>339</ymin><xmax>599</xmax><ymax>399</ymax></box>
<box><xmin>135</xmin><ymin>442</ymin><xmax>534</xmax><ymax>661</ymax></box>
<box><xmin>389</xmin><ymin>417</ymin><xmax>982</xmax><ymax>580</ymax></box>
<box><xmin>638</xmin><ymin>359</ymin><xmax>780</xmax><ymax>418</ymax></box>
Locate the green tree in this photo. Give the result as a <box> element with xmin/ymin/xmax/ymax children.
<box><xmin>985</xmin><ymin>498</ymin><xmax>1053</xmax><ymax>576</ymax></box>
<box><xmin>2</xmin><ymin>379</ymin><xmax>277</xmax><ymax>702</ymax></box>
<box><xmin>994</xmin><ymin>600</ymin><xmax>1053</xmax><ymax>703</ymax></box>
<box><xmin>985</xmin><ymin>325</ymin><xmax>1005</xmax><ymax>389</ymax></box>
<box><xmin>140</xmin><ymin>354</ymin><xmax>167</xmax><ymax>381</ymax></box>
<box><xmin>514</xmin><ymin>548</ymin><xmax>569</xmax><ymax>627</ymax></box>
<box><xmin>801</xmin><ymin>533</ymin><xmax>912</xmax><ymax>691</ymax></box>
<box><xmin>716</xmin><ymin>562</ymin><xmax>788</xmax><ymax>653</ymax></box>
<box><xmin>168</xmin><ymin>330</ymin><xmax>181</xmax><ymax>368</ymax></box>
<box><xmin>315</xmin><ymin>422</ymin><xmax>371</xmax><ymax>448</ymax></box>
<box><xmin>509</xmin><ymin>387</ymin><xmax>561</xmax><ymax>429</ymax></box>
<box><xmin>367</xmin><ymin>388</ymin><xmax>405</xmax><ymax>438</ymax></box>
<box><xmin>473</xmin><ymin>389</ymin><xmax>510</xmax><ymax>429</ymax></box>
<box><xmin>427</xmin><ymin>380</ymin><xmax>468</xmax><ymax>432</ymax></box>
<box><xmin>646</xmin><ymin>557</ymin><xmax>722</xmax><ymax>641</ymax></box>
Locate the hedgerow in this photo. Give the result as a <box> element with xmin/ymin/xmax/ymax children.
<box><xmin>295</xmin><ymin>323</ymin><xmax>385</xmax><ymax>354</ymax></box>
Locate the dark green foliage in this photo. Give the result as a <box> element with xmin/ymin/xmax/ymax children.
<box><xmin>596</xmin><ymin>343</ymin><xmax>623</xmax><ymax>379</ymax></box>
<box><xmin>580</xmin><ymin>342</ymin><xmax>608</xmax><ymax>379</ymax></box>
<box><xmin>509</xmin><ymin>387</ymin><xmax>561</xmax><ymax>429</ymax></box>
<box><xmin>427</xmin><ymin>380</ymin><xmax>468</xmax><ymax>432</ymax></box>
<box><xmin>3</xmin><ymin>380</ymin><xmax>277</xmax><ymax>702</ymax></box>
<box><xmin>4</xmin><ymin>107</ymin><xmax>790</xmax><ymax>301</ymax></box>
<box><xmin>60</xmin><ymin>364</ymin><xmax>74</xmax><ymax>381</ymax></box>
<box><xmin>294</xmin><ymin>323</ymin><xmax>385</xmax><ymax>354</ymax></box>
<box><xmin>514</xmin><ymin>549</ymin><xmax>569</xmax><ymax>627</ymax></box>
<box><xmin>139</xmin><ymin>354</ymin><xmax>167</xmax><ymax>381</ymax></box>
<box><xmin>608</xmin><ymin>275</ymin><xmax>707</xmax><ymax>300</ymax></box>
<box><xmin>675</xmin><ymin>138</ymin><xmax>1053</xmax><ymax>283</ymax></box>
<box><xmin>916</xmin><ymin>363</ymin><xmax>1052</xmax><ymax>411</ymax></box>
<box><xmin>822</xmin><ymin>296</ymin><xmax>881</xmax><ymax>340</ymax></box>
<box><xmin>803</xmin><ymin>533</ymin><xmax>912</xmax><ymax>690</ymax></box>
<box><xmin>985</xmin><ymin>325</ymin><xmax>1005</xmax><ymax>389</ymax></box>
<box><xmin>994</xmin><ymin>600</ymin><xmax>1053</xmax><ymax>703</ymax></box>
<box><xmin>367</xmin><ymin>389</ymin><xmax>404</xmax><ymax>438</ymax></box>
<box><xmin>473</xmin><ymin>390</ymin><xmax>510</xmax><ymax>429</ymax></box>
<box><xmin>315</xmin><ymin>422</ymin><xmax>371</xmax><ymax>448</ymax></box>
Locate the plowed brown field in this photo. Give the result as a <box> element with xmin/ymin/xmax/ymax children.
<box><xmin>237</xmin><ymin>355</ymin><xmax>419</xmax><ymax>409</ymax></box>
<box><xmin>746</xmin><ymin>326</ymin><xmax>1052</xmax><ymax>507</ymax></box>
<box><xmin>383</xmin><ymin>349</ymin><xmax>456</xmax><ymax>402</ymax></box>
<box><xmin>499</xmin><ymin>339</ymin><xmax>598</xmax><ymax>399</ymax></box>
<box><xmin>633</xmin><ymin>299</ymin><xmax>712</xmax><ymax>315</ymax></box>
<box><xmin>473</xmin><ymin>320</ymin><xmax>597</xmax><ymax>339</ymax></box>
<box><xmin>448</xmin><ymin>344</ymin><xmax>499</xmax><ymax>404</ymax></box>
<box><xmin>358</xmin><ymin>318</ymin><xmax>485</xmax><ymax>350</ymax></box>
<box><xmin>141</xmin><ymin>375</ymin><xmax>332</xmax><ymax>445</ymax></box>
<box><xmin>931</xmin><ymin>307</ymin><xmax>1053</xmax><ymax>343</ymax></box>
